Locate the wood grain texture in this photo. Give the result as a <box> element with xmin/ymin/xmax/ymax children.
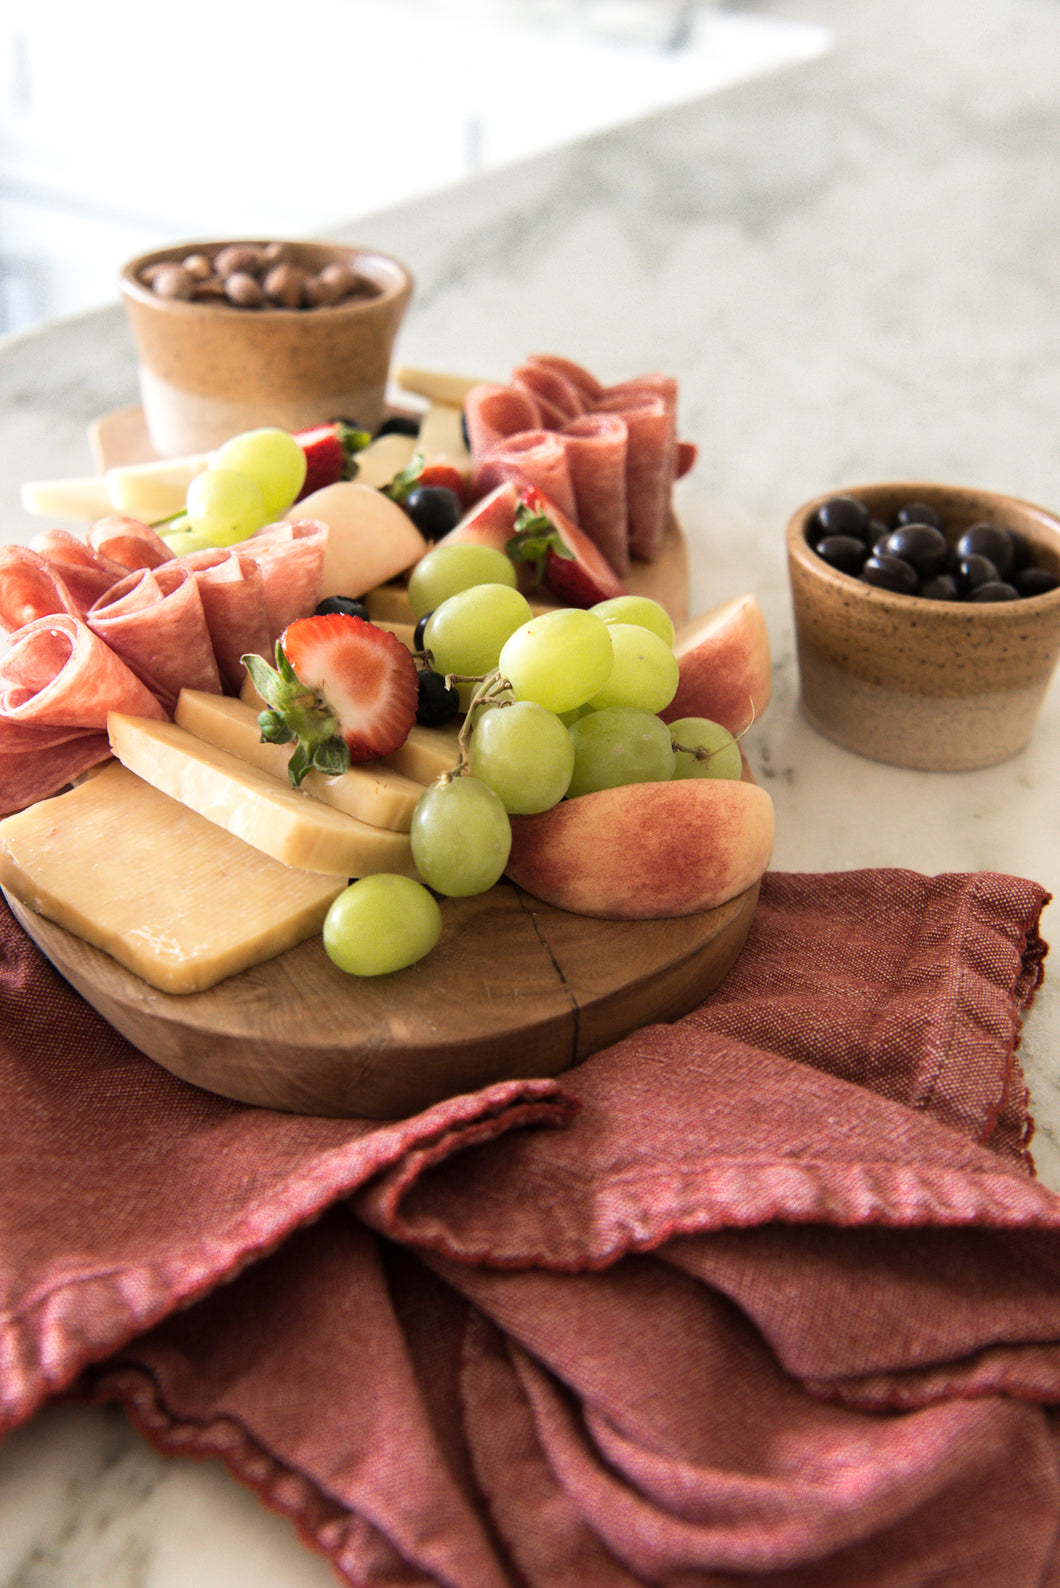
<box><xmin>6</xmin><ymin>881</ymin><xmax>759</xmax><ymax>1119</ymax></box>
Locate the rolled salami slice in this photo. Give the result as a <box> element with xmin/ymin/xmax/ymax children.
<box><xmin>0</xmin><ymin>546</ymin><xmax>80</xmax><ymax>634</ymax></box>
<box><xmin>0</xmin><ymin>614</ymin><xmax>168</xmax><ymax>814</ymax></box>
<box><xmin>592</xmin><ymin>387</ymin><xmax>677</xmax><ymax>562</ymax></box>
<box><xmin>238</xmin><ymin>520</ymin><xmax>328</xmax><ymax>645</ymax></box>
<box><xmin>177</xmin><ymin>547</ymin><xmax>273</xmax><ymax>693</ymax></box>
<box><xmin>87</xmin><ymin>564</ymin><xmax>223</xmax><ymax>712</ymax></box>
<box><xmin>523</xmin><ymin>354</ymin><xmax>606</xmax><ymax>405</ymax></box>
<box><xmin>561</xmin><ymin>412</ymin><xmax>631</xmax><ymax>577</ymax></box>
<box><xmin>463</xmin><ymin>383</ymin><xmax>542</xmax><ymax>461</ymax></box>
<box><xmin>87</xmin><ymin>514</ymin><xmax>173</xmax><ymax>571</ymax></box>
<box><xmin>511</xmin><ymin>362</ymin><xmax>587</xmax><ymax>429</ymax></box>
<box><xmin>28</xmin><ymin>528</ymin><xmax>130</xmax><ymax>613</ymax></box>
<box><xmin>472</xmin><ymin>430</ymin><xmax>579</xmax><ymax>525</ymax></box>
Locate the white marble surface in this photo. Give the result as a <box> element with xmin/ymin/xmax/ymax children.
<box><xmin>1</xmin><ymin>0</ymin><xmax>1060</xmax><ymax>1579</ymax></box>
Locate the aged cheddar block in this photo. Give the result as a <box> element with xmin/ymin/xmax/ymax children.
<box><xmin>0</xmin><ymin>763</ymin><xmax>345</xmax><ymax>993</ymax></box>
<box><xmin>107</xmin><ymin>712</ymin><xmax>418</xmax><ymax>878</ymax></box>
<box><xmin>175</xmin><ymin>690</ymin><xmax>423</xmax><ymax>832</ymax></box>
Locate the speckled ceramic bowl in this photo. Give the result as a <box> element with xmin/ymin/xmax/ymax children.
<box><xmin>120</xmin><ymin>240</ymin><xmax>412</xmax><ymax>456</ymax></box>
<box><xmin>787</xmin><ymin>482</ymin><xmax>1060</xmax><ymax>770</ymax></box>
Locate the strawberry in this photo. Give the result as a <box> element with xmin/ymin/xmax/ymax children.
<box><xmin>291</xmin><ymin>422</ymin><xmax>371</xmax><ymax>499</ymax></box>
<box><xmin>506</xmin><ymin>485</ymin><xmax>628</xmax><ymax>607</ymax></box>
<box><xmin>417</xmin><ymin>463</ymin><xmax>467</xmax><ymax>502</ymax></box>
<box><xmin>242</xmin><ymin>613</ymin><xmax>418</xmax><ymax>786</ymax></box>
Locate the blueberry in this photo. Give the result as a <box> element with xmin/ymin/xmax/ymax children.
<box><xmin>416</xmin><ymin>668</ymin><xmax>461</xmax><ymax>726</ymax></box>
<box><xmin>375</xmin><ymin>414</ymin><xmax>421</xmax><ymax>437</ymax></box>
<box><xmin>403</xmin><ymin>485</ymin><xmax>462</xmax><ymax>539</ymax></box>
<box><xmin>315</xmin><ymin>595</ymin><xmax>370</xmax><ymax>620</ymax></box>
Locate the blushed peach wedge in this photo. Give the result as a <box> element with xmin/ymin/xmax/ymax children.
<box><xmin>505</xmin><ymin>778</ymin><xmax>774</xmax><ymax>919</ymax></box>
<box><xmin>659</xmin><ymin>594</ymin><xmax>772</xmax><ymax>734</ymax></box>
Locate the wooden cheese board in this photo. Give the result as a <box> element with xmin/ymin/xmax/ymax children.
<box><xmin>1</xmin><ymin>408</ymin><xmax>761</xmax><ymax>1120</ymax></box>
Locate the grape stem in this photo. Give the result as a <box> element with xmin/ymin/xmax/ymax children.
<box><xmin>437</xmin><ymin>668</ymin><xmax>511</xmax><ymax>778</ymax></box>
<box><xmin>669</xmin><ymin>697</ymin><xmax>757</xmax><ymax>765</ymax></box>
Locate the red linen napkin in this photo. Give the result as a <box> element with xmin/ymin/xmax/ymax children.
<box><xmin>2</xmin><ymin>869</ymin><xmax>1059</xmax><ymax>1586</ymax></box>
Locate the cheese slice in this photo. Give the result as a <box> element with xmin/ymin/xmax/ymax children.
<box><xmin>175</xmin><ymin>690</ymin><xmax>424</xmax><ymax>832</ymax></box>
<box><xmin>364</xmin><ymin>583</ymin><xmax>417</xmax><ymax>625</ymax></box>
<box><xmin>106</xmin><ymin>453</ymin><xmax>211</xmax><ymax>519</ymax></box>
<box><xmin>0</xmin><ymin>762</ymin><xmax>345</xmax><ymax>993</ymax></box>
<box><xmin>20</xmin><ymin>476</ymin><xmax>115</xmax><ymax>521</ymax></box>
<box><xmin>415</xmin><ymin>402</ymin><xmax>471</xmax><ymax>482</ymax></box>
<box><xmin>393</xmin><ymin>365</ymin><xmax>483</xmax><ymax>407</ymax></box>
<box><xmin>349</xmin><ymin>432</ymin><xmax>417</xmax><ymax>489</ymax></box>
<box><xmin>108</xmin><ymin>712</ymin><xmax>418</xmax><ymax>877</ymax></box>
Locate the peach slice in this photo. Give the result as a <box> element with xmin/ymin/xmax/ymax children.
<box><xmin>505</xmin><ymin>778</ymin><xmax>774</xmax><ymax>919</ymax></box>
<box><xmin>286</xmin><ymin>481</ymin><xmax>428</xmax><ymax>598</ymax></box>
<box><xmin>659</xmin><ymin>593</ymin><xmax>772</xmax><ymax>734</ymax></box>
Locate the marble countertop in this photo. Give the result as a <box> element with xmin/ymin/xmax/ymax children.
<box><xmin>1</xmin><ymin>0</ymin><xmax>1059</xmax><ymax>1579</ymax></box>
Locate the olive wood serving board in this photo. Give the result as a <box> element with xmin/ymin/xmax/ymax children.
<box><xmin>2</xmin><ymin>407</ymin><xmax>755</xmax><ymax>1120</ymax></box>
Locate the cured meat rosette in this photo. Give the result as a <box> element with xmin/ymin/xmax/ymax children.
<box><xmin>463</xmin><ymin>355</ymin><xmax>694</xmax><ymax>577</ymax></box>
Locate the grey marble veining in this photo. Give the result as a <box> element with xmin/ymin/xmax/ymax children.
<box><xmin>1</xmin><ymin>0</ymin><xmax>1059</xmax><ymax>1579</ymax></box>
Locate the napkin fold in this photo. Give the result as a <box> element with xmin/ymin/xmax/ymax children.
<box><xmin>2</xmin><ymin>869</ymin><xmax>1059</xmax><ymax>1586</ymax></box>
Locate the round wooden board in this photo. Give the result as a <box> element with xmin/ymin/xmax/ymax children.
<box><xmin>4</xmin><ymin>406</ymin><xmax>751</xmax><ymax>1120</ymax></box>
<box><xmin>6</xmin><ymin>881</ymin><xmax>759</xmax><ymax>1119</ymax></box>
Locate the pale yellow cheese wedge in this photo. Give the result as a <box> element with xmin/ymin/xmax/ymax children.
<box><xmin>348</xmin><ymin>431</ymin><xmax>417</xmax><ymax>489</ymax></box>
<box><xmin>20</xmin><ymin>476</ymin><xmax>115</xmax><ymax>521</ymax></box>
<box><xmin>415</xmin><ymin>402</ymin><xmax>471</xmax><ymax>482</ymax></box>
<box><xmin>364</xmin><ymin>583</ymin><xmax>417</xmax><ymax>625</ymax></box>
<box><xmin>107</xmin><ymin>712</ymin><xmax>418</xmax><ymax>878</ymax></box>
<box><xmin>393</xmin><ymin>366</ymin><xmax>483</xmax><ymax>406</ymax></box>
<box><xmin>286</xmin><ymin>481</ymin><xmax>426</xmax><ymax>599</ymax></box>
<box><xmin>0</xmin><ymin>763</ymin><xmax>345</xmax><ymax>994</ymax></box>
<box><xmin>175</xmin><ymin>690</ymin><xmax>424</xmax><ymax>832</ymax></box>
<box><xmin>106</xmin><ymin>453</ymin><xmax>211</xmax><ymax>519</ymax></box>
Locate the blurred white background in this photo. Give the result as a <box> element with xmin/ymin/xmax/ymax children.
<box><xmin>0</xmin><ymin>0</ymin><xmax>829</xmax><ymax>336</ymax></box>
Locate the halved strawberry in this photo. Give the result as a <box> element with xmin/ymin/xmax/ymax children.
<box><xmin>242</xmin><ymin>613</ymin><xmax>418</xmax><ymax>786</ymax></box>
<box><xmin>291</xmin><ymin>422</ymin><xmax>371</xmax><ymax>499</ymax></box>
<box><xmin>507</xmin><ymin>485</ymin><xmax>628</xmax><ymax>607</ymax></box>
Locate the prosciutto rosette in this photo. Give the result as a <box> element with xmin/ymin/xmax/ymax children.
<box><xmin>460</xmin><ymin>355</ymin><xmax>690</xmax><ymax>576</ymax></box>
<box><xmin>0</xmin><ymin>614</ymin><xmax>167</xmax><ymax>815</ymax></box>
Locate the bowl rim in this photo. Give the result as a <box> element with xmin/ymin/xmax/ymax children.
<box><xmin>787</xmin><ymin>480</ymin><xmax>1060</xmax><ymax>621</ymax></box>
<box><xmin>119</xmin><ymin>239</ymin><xmax>413</xmax><ymax>317</ymax></box>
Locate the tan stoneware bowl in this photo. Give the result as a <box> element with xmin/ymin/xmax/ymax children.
<box><xmin>120</xmin><ymin>240</ymin><xmax>413</xmax><ymax>456</ymax></box>
<box><xmin>787</xmin><ymin>482</ymin><xmax>1060</xmax><ymax>770</ymax></box>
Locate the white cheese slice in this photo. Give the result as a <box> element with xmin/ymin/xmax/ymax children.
<box><xmin>393</xmin><ymin>366</ymin><xmax>483</xmax><ymax>407</ymax></box>
<box><xmin>175</xmin><ymin>690</ymin><xmax>424</xmax><ymax>832</ymax></box>
<box><xmin>364</xmin><ymin>584</ymin><xmax>417</xmax><ymax>625</ymax></box>
<box><xmin>0</xmin><ymin>762</ymin><xmax>345</xmax><ymax>994</ymax></box>
<box><xmin>107</xmin><ymin>712</ymin><xmax>418</xmax><ymax>878</ymax></box>
<box><xmin>105</xmin><ymin>453</ymin><xmax>212</xmax><ymax>519</ymax></box>
<box><xmin>415</xmin><ymin>402</ymin><xmax>471</xmax><ymax>481</ymax></box>
<box><xmin>349</xmin><ymin>432</ymin><xmax>417</xmax><ymax>489</ymax></box>
<box><xmin>20</xmin><ymin>476</ymin><xmax>115</xmax><ymax>521</ymax></box>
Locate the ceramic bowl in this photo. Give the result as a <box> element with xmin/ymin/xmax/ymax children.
<box><xmin>787</xmin><ymin>482</ymin><xmax>1060</xmax><ymax>770</ymax></box>
<box><xmin>120</xmin><ymin>240</ymin><xmax>413</xmax><ymax>456</ymax></box>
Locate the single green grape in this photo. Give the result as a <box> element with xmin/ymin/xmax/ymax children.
<box><xmin>407</xmin><ymin>542</ymin><xmax>518</xmax><ymax>619</ymax></box>
<box><xmin>322</xmin><ymin>874</ymin><xmax>442</xmax><ymax>976</ymax></box>
<box><xmin>423</xmin><ymin>583</ymin><xmax>533</xmax><ymax>680</ymax></box>
<box><xmin>213</xmin><ymin>427</ymin><xmax>308</xmax><ymax>519</ymax></box>
<box><xmin>498</xmin><ymin>608</ymin><xmax>613</xmax><ymax>715</ymax></box>
<box><xmin>185</xmin><ymin>467</ymin><xmax>269</xmax><ymax>546</ymax></box>
<box><xmin>586</xmin><ymin>622</ymin><xmax>679</xmax><ymax>714</ymax></box>
<box><xmin>159</xmin><ymin>526</ymin><xmax>216</xmax><ymax>556</ymax></box>
<box><xmin>668</xmin><ymin>716</ymin><xmax>743</xmax><ymax>780</ymax></box>
<box><xmin>468</xmin><ymin>700</ymin><xmax>575</xmax><ymax>813</ymax></box>
<box><xmin>567</xmin><ymin>706</ymin><xmax>677</xmax><ymax>797</ymax></box>
<box><xmin>590</xmin><ymin>594</ymin><xmax>676</xmax><ymax>647</ymax></box>
<box><xmin>410</xmin><ymin>775</ymin><xmax>513</xmax><ymax>896</ymax></box>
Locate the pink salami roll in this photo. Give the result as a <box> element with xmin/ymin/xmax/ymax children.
<box><xmin>511</xmin><ymin>362</ymin><xmax>588</xmax><ymax>428</ymax></box>
<box><xmin>239</xmin><ymin>520</ymin><xmax>328</xmax><ymax>645</ymax></box>
<box><xmin>179</xmin><ymin>548</ymin><xmax>273</xmax><ymax>693</ymax></box>
<box><xmin>0</xmin><ymin>546</ymin><xmax>79</xmax><ymax>634</ymax></box>
<box><xmin>87</xmin><ymin>514</ymin><xmax>173</xmax><ymax>572</ymax></box>
<box><xmin>0</xmin><ymin>614</ymin><xmax>168</xmax><ymax>814</ymax></box>
<box><xmin>523</xmin><ymin>354</ymin><xmax>606</xmax><ymax>405</ymax></box>
<box><xmin>28</xmin><ymin>529</ymin><xmax>129</xmax><ymax>613</ymax></box>
<box><xmin>592</xmin><ymin>388</ymin><xmax>676</xmax><ymax>562</ymax></box>
<box><xmin>472</xmin><ymin>431</ymin><xmax>579</xmax><ymax>525</ymax></box>
<box><xmin>561</xmin><ymin>412</ymin><xmax>631</xmax><ymax>577</ymax></box>
<box><xmin>463</xmin><ymin>383</ymin><xmax>542</xmax><ymax>461</ymax></box>
<box><xmin>87</xmin><ymin>564</ymin><xmax>223</xmax><ymax>712</ymax></box>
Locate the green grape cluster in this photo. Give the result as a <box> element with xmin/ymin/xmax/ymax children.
<box><xmin>160</xmin><ymin>427</ymin><xmax>308</xmax><ymax>554</ymax></box>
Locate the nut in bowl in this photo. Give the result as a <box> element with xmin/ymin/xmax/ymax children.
<box><xmin>120</xmin><ymin>240</ymin><xmax>413</xmax><ymax>457</ymax></box>
<box><xmin>787</xmin><ymin>482</ymin><xmax>1060</xmax><ymax>770</ymax></box>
